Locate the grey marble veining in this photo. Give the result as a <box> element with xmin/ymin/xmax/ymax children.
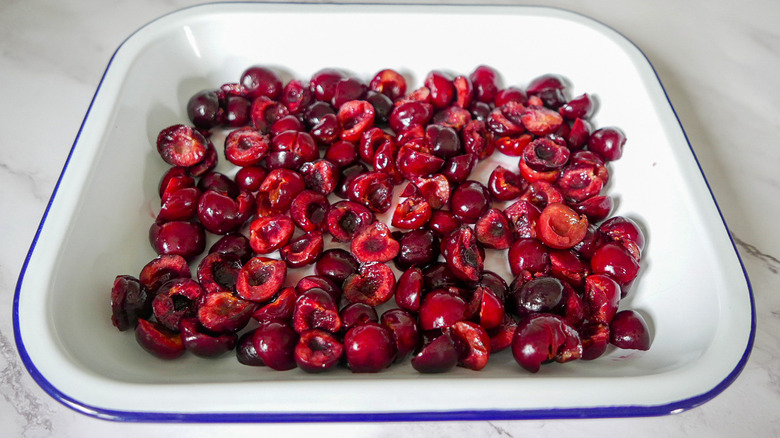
<box><xmin>2</xmin><ymin>0</ymin><xmax>780</xmax><ymax>436</ymax></box>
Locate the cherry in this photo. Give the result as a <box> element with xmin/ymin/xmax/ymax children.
<box><xmin>469</xmin><ymin>65</ymin><xmax>500</xmax><ymax>103</ymax></box>
<box><xmin>449</xmin><ymin>180</ymin><xmax>492</xmax><ymax>224</ymax></box>
<box><xmin>138</xmin><ymin>254</ymin><xmax>191</xmax><ymax>293</ymax></box>
<box><xmin>249</xmin><ymin>214</ymin><xmax>295</xmax><ymax>254</ymax></box>
<box><xmin>224</xmin><ymin>127</ymin><xmax>269</xmax><ymax>167</ymax></box>
<box><xmin>241</xmin><ymin>66</ymin><xmax>283</xmax><ymax>101</ymax></box>
<box><xmin>394</xmin><ymin>228</ymin><xmax>439</xmax><ymax>271</ymax></box>
<box><xmin>315</xmin><ymin>249</ymin><xmax>359</xmax><ymax>285</ymax></box>
<box><xmin>394</xmin><ymin>267</ymin><xmax>424</xmax><ymax>312</ymax></box>
<box><xmin>441</xmin><ymin>226</ymin><xmax>484</xmax><ymax>283</ymax></box>
<box><xmin>253</xmin><ymin>321</ymin><xmax>298</xmax><ymax>371</ymax></box>
<box><xmin>344</xmin><ymin>323</ymin><xmax>397</xmax><ymax>373</ymax></box>
<box><xmin>149</xmin><ymin>220</ymin><xmax>206</xmax><ymax>261</ymax></box>
<box><xmin>475</xmin><ymin>208</ymin><xmax>514</xmax><ymax>250</ymax></box>
<box><xmin>488</xmin><ymin>166</ymin><xmax>526</xmax><ymax>201</ymax></box>
<box><xmin>300</xmin><ymin>159</ymin><xmax>338</xmax><ymax>196</ymax></box>
<box><xmin>583</xmin><ymin>274</ymin><xmax>621</xmax><ymax>324</ymax></box>
<box><xmin>419</xmin><ymin>289</ymin><xmax>467</xmax><ymax>331</ymax></box>
<box><xmin>609</xmin><ymin>310</ymin><xmax>651</xmax><ymax>350</ymax></box>
<box><xmin>296</xmin><ymin>276</ymin><xmax>342</xmax><ymax>304</ymax></box>
<box><xmin>310</xmin><ymin>68</ymin><xmax>346</xmax><ymax>102</ymax></box>
<box><xmin>588</xmin><ymin>127</ymin><xmax>626</xmax><ymax>161</ymax></box>
<box><xmin>187</xmin><ymin>89</ymin><xmax>222</xmax><ymax>129</ymax></box>
<box><xmin>236</xmin><ymin>329</ymin><xmax>264</xmax><ymax>366</ymax></box>
<box><xmin>197</xmin><ymin>189</ymin><xmax>254</xmax><ymax>235</ymax></box>
<box><xmin>338</xmin><ymin>100</ymin><xmax>375</xmax><ymax>142</ymax></box>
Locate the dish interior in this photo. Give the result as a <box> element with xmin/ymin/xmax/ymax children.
<box><xmin>17</xmin><ymin>4</ymin><xmax>752</xmax><ymax>416</ymax></box>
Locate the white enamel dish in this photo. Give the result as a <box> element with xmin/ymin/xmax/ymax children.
<box><xmin>13</xmin><ymin>3</ymin><xmax>754</xmax><ymax>421</ymax></box>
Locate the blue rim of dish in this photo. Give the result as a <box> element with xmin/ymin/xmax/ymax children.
<box><xmin>12</xmin><ymin>2</ymin><xmax>756</xmax><ymax>423</ymax></box>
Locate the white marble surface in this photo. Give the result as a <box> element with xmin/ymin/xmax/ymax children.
<box><xmin>2</xmin><ymin>0</ymin><xmax>779</xmax><ymax>436</ymax></box>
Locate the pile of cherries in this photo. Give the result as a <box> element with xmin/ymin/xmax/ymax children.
<box><xmin>110</xmin><ymin>65</ymin><xmax>651</xmax><ymax>374</ymax></box>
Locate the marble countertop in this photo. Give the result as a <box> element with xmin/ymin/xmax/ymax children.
<box><xmin>2</xmin><ymin>0</ymin><xmax>779</xmax><ymax>436</ymax></box>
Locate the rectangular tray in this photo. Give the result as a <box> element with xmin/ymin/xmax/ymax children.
<box><xmin>14</xmin><ymin>3</ymin><xmax>754</xmax><ymax>421</ymax></box>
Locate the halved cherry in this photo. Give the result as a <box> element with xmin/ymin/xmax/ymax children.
<box><xmin>197</xmin><ymin>291</ymin><xmax>256</xmax><ymax>333</ymax></box>
<box><xmin>580</xmin><ymin>322</ymin><xmax>610</xmax><ymax>360</ymax></box>
<box><xmin>351</xmin><ymin>221</ymin><xmax>400</xmax><ymax>264</ymax></box>
<box><xmin>295</xmin><ymin>329</ymin><xmax>344</xmax><ymax>373</ymax></box>
<box><xmin>583</xmin><ymin>274</ymin><xmax>621</xmax><ymax>324</ymax></box>
<box><xmin>314</xmin><ymin>249</ymin><xmax>360</xmax><ymax>285</ymax></box>
<box><xmin>138</xmin><ymin>254</ymin><xmax>191</xmax><ymax>294</ymax></box>
<box><xmin>475</xmin><ymin>208</ymin><xmax>513</xmax><ymax>250</ymax></box>
<box><xmin>395</xmin><ymin>267</ymin><xmax>424</xmax><ymax>312</ymax></box>
<box><xmin>380</xmin><ymin>308</ymin><xmax>420</xmax><ymax>362</ymax></box>
<box><xmin>224</xmin><ymin>127</ymin><xmax>270</xmax><ymax>166</ymax></box>
<box><xmin>255</xmin><ymin>169</ymin><xmax>306</xmax><ymax>217</ymax></box>
<box><xmin>338</xmin><ymin>100</ymin><xmax>375</xmax><ymax>142</ymax></box>
<box><xmin>111</xmin><ymin>275</ymin><xmax>151</xmax><ymax>331</ymax></box>
<box><xmin>504</xmin><ymin>200</ymin><xmax>542</xmax><ymax>240</ymax></box>
<box><xmin>488</xmin><ymin>166</ymin><xmax>526</xmax><ymax>201</ymax></box>
<box><xmin>156</xmin><ymin>124</ymin><xmax>208</xmax><ymax>167</ymax></box>
<box><xmin>280</xmin><ymin>231</ymin><xmax>324</xmax><ymax>268</ymax></box>
<box><xmin>511</xmin><ymin>313</ymin><xmax>582</xmax><ymax>373</ymax></box>
<box><xmin>449</xmin><ymin>321</ymin><xmax>490</xmax><ymax>371</ymax></box>
<box><xmin>521</xmin><ymin>105</ymin><xmax>563</xmax><ymax>136</ymax></box>
<box><xmin>441</xmin><ymin>226</ymin><xmax>484</xmax><ymax>283</ymax></box>
<box><xmin>392</xmin><ymin>196</ymin><xmax>432</xmax><ymax>229</ymax></box>
<box><xmin>135</xmin><ymin>319</ymin><xmax>185</xmax><ymax>360</ymax></box>
<box><xmin>179</xmin><ymin>317</ymin><xmax>237</xmax><ymax>358</ymax></box>
<box><xmin>537</xmin><ymin>202</ymin><xmax>588</xmax><ymax>249</ymax></box>
<box><xmin>461</xmin><ymin>119</ymin><xmax>492</xmax><ymax>159</ymax></box>
<box><xmin>590</xmin><ymin>242</ymin><xmax>640</xmax><ymax>285</ymax></box>
<box><xmin>296</xmin><ymin>275</ymin><xmax>342</xmax><ymax>303</ymax></box>
<box><xmin>236</xmin><ymin>257</ymin><xmax>287</xmax><ymax>303</ymax></box>
<box><xmin>151</xmin><ymin>278</ymin><xmax>205</xmax><ymax>331</ymax></box>
<box><xmin>252</xmin><ymin>287</ymin><xmax>299</xmax><ymax>325</ymax></box>
<box><xmin>411</xmin><ymin>174</ymin><xmax>451</xmax><ymax>210</ymax></box>
<box><xmin>411</xmin><ymin>332</ymin><xmax>459</xmax><ymax>373</ymax></box>
<box><xmin>292</xmin><ymin>288</ymin><xmax>342</xmax><ymax>334</ymax></box>
<box><xmin>342</xmin><ymin>262</ymin><xmax>397</xmax><ymax>307</ymax></box>
<box><xmin>487</xmin><ymin>315</ymin><xmax>519</xmax><ymax>354</ymax></box>
<box><xmin>249</xmin><ymin>214</ymin><xmax>295</xmax><ymax>254</ymax></box>
<box><xmin>598</xmin><ymin>216</ymin><xmax>646</xmax><ymax>261</ymax></box>
<box><xmin>289</xmin><ymin>190</ymin><xmax>330</xmax><ymax>232</ymax></box>
<box><xmin>344</xmin><ymin>322</ymin><xmax>397</xmax><ymax>373</ymax></box>
<box><xmin>197</xmin><ymin>252</ymin><xmax>242</xmax><ymax>294</ymax></box>
<box><xmin>369</xmin><ymin>69</ymin><xmax>407</xmax><ymax>101</ymax></box>
<box><xmin>347</xmin><ymin>171</ymin><xmax>394</xmax><ymax>214</ymax></box>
